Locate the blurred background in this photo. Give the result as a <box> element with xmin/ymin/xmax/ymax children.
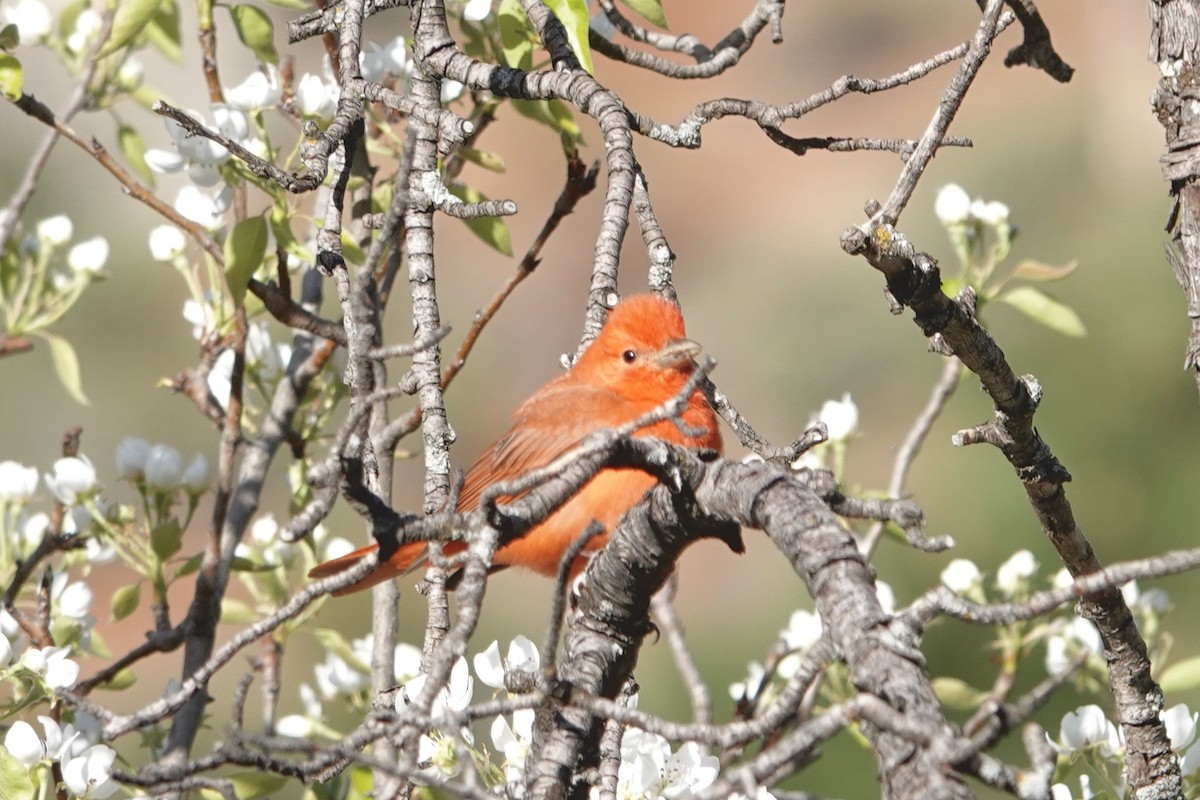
<box><xmin>0</xmin><ymin>0</ymin><xmax>1187</xmax><ymax>796</ymax></box>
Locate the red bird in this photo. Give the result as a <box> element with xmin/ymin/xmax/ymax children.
<box><xmin>308</xmin><ymin>293</ymin><xmax>724</xmax><ymax>595</ymax></box>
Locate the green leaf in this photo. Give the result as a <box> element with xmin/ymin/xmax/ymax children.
<box><xmin>262</xmin><ymin>0</ymin><xmax>308</xmax><ymax>9</ymax></box>
<box><xmin>340</xmin><ymin>229</ymin><xmax>365</xmax><ymax>265</ymax></box>
<box><xmin>0</xmin><ymin>746</ymin><xmax>35</xmax><ymax>800</ymax></box>
<box><xmin>619</xmin><ymin>0</ymin><xmax>667</xmax><ymax>27</ymax></box>
<box><xmin>97</xmin><ymin>0</ymin><xmax>164</xmax><ymax>58</ymax></box>
<box><xmin>143</xmin><ymin>0</ymin><xmax>182</xmax><ymax>63</ymax></box>
<box><xmin>175</xmin><ymin>552</ymin><xmax>203</xmax><ymax>577</ymax></box>
<box><xmin>511</xmin><ymin>97</ymin><xmax>582</xmax><ymax>154</ymax></box>
<box><xmin>1012</xmin><ymin>258</ymin><xmax>1078</xmax><ymax>283</ymax></box>
<box><xmin>227</xmin><ymin>772</ymin><xmax>289</xmax><ymax>800</ymax></box>
<box><xmin>1159</xmin><ymin>655</ymin><xmax>1200</xmax><ymax>695</ymax></box>
<box><xmin>228</xmin><ymin>4</ymin><xmax>278</xmax><ymax>64</ymax></box>
<box><xmin>996</xmin><ymin>286</ymin><xmax>1086</xmax><ymax>337</ymax></box>
<box><xmin>224</xmin><ymin>215</ymin><xmax>269</xmax><ymax>308</ymax></box>
<box><xmin>544</xmin><ymin>0</ymin><xmax>592</xmax><ymax>73</ymax></box>
<box><xmin>449</xmin><ymin>184</ymin><xmax>513</xmax><ymax>256</ymax></box>
<box><xmin>457</xmin><ymin>147</ymin><xmax>506</xmax><ymax>173</ymax></box>
<box><xmin>111</xmin><ymin>583</ymin><xmax>142</xmax><ymax>621</ymax></box>
<box><xmin>150</xmin><ymin>518</ymin><xmax>183</xmax><ymax>561</ymax></box>
<box><xmin>0</xmin><ymin>52</ymin><xmax>22</xmax><ymax>100</ymax></box>
<box><xmin>931</xmin><ymin>677</ymin><xmax>986</xmax><ymax>710</ymax></box>
<box><xmin>93</xmin><ymin>667</ymin><xmax>136</xmax><ymax>691</ymax></box>
<box><xmin>269</xmin><ymin>204</ymin><xmax>313</xmax><ymax>263</ymax></box>
<box><xmin>220</xmin><ymin>598</ymin><xmax>259</xmax><ymax>623</ymax></box>
<box><xmin>0</xmin><ymin>23</ymin><xmax>20</xmax><ymax>49</ymax></box>
<box><xmin>118</xmin><ymin>124</ymin><xmax>154</xmax><ymax>184</ymax></box>
<box><xmin>44</xmin><ymin>333</ymin><xmax>89</xmax><ymax>405</ymax></box>
<box><xmin>498</xmin><ymin>0</ymin><xmax>534</xmax><ymax>69</ymax></box>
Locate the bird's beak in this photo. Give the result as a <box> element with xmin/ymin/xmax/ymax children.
<box><xmin>654</xmin><ymin>337</ymin><xmax>703</xmax><ymax>369</ymax></box>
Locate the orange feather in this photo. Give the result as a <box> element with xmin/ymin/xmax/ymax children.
<box><xmin>307</xmin><ymin>294</ymin><xmax>724</xmax><ymax>595</ymax></box>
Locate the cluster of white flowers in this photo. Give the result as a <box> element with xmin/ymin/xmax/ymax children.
<box><xmin>1047</xmin><ymin>701</ymin><xmax>1200</xmax><ymax>798</ymax></box>
<box><xmin>934</xmin><ymin>183</ymin><xmax>1010</xmax><ymax>227</ymax></box>
<box><xmin>0</xmin><ymin>455</ymin><xmax>114</xmax><ymax>562</ymax></box>
<box><xmin>114</xmin><ymin>437</ymin><xmax>209</xmax><ymax>496</ymax></box>
<box><xmin>279</xmin><ymin>634</ymin><xmax>733</xmax><ymax>795</ymax></box>
<box><xmin>2</xmin><ymin>713</ymin><xmax>117</xmax><ymax>798</ymax></box>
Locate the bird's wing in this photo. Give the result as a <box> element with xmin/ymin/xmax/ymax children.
<box><xmin>455</xmin><ymin>383</ymin><xmax>626</xmax><ymax>512</ymax></box>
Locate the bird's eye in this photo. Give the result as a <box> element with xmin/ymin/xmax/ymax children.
<box><xmin>622</xmin><ymin>349</ymin><xmax>637</xmax><ymax>364</ymax></box>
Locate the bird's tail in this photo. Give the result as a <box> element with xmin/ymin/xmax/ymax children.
<box><xmin>308</xmin><ymin>540</ymin><xmax>433</xmax><ymax>596</ymax></box>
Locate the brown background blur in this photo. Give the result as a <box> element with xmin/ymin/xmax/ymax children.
<box><xmin>0</xmin><ymin>1</ymin><xmax>1188</xmax><ymax>796</ymax></box>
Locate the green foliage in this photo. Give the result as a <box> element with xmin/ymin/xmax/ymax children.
<box><xmin>0</xmin><ymin>748</ymin><xmax>35</xmax><ymax>800</ymax></box>
<box><xmin>42</xmin><ymin>332</ymin><xmax>88</xmax><ymax>404</ymax></box>
<box><xmin>450</xmin><ymin>184</ymin><xmax>514</xmax><ymax>255</ymax></box>
<box><xmin>150</xmin><ymin>517</ymin><xmax>184</xmax><ymax>561</ymax></box>
<box><xmin>228</xmin><ymin>3</ymin><xmax>278</xmax><ymax>64</ymax></box>
<box><xmin>619</xmin><ymin>0</ymin><xmax>667</xmax><ymax>28</ymax></box>
<box><xmin>97</xmin><ymin>0</ymin><xmax>164</xmax><ymax>57</ymax></box>
<box><xmin>544</xmin><ymin>0</ymin><xmax>592</xmax><ymax>73</ymax></box>
<box><xmin>143</xmin><ymin>0</ymin><xmax>182</xmax><ymax>62</ymax></box>
<box><xmin>0</xmin><ymin>52</ymin><xmax>21</xmax><ymax>100</ymax></box>
<box><xmin>996</xmin><ymin>285</ymin><xmax>1086</xmax><ymax>338</ymax></box>
<box><xmin>110</xmin><ymin>582</ymin><xmax>142</xmax><ymax>622</ymax></box>
<box><xmin>224</xmin><ymin>216</ymin><xmax>270</xmax><ymax>308</ymax></box>
<box><xmin>118</xmin><ymin>123</ymin><xmax>155</xmax><ymax>184</ymax></box>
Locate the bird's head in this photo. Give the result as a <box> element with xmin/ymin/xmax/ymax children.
<box><xmin>574</xmin><ymin>294</ymin><xmax>705</xmax><ymax>400</ymax></box>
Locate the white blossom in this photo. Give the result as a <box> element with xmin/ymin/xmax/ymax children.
<box><xmin>1050</xmin><ymin>776</ymin><xmax>1094</xmax><ymax>800</ymax></box>
<box><xmin>995</xmin><ymin>549</ymin><xmax>1037</xmax><ymax>596</ymax></box>
<box><xmin>181</xmin><ymin>453</ymin><xmax>211</xmax><ymax>494</ymax></box>
<box><xmin>182</xmin><ymin>298</ymin><xmax>218</xmax><ymax>341</ymax></box>
<box><xmin>20</xmin><ymin>646</ymin><xmax>80</xmax><ymax>689</ymax></box>
<box><xmin>295</xmin><ymin>73</ymin><xmax>339</xmax><ymax>119</ymax></box>
<box><xmin>67</xmin><ymin>236</ymin><xmax>108</xmax><ymax>273</ymax></box>
<box><xmin>1045</xmin><ymin>616</ymin><xmax>1102</xmax><ymax>676</ymax></box>
<box><xmin>148</xmin><ymin>225</ymin><xmax>186</xmax><ymax>261</ymax></box>
<box><xmin>875</xmin><ymin>580</ymin><xmax>896</xmax><ymax>615</ymax></box>
<box><xmin>474</xmin><ymin>636</ymin><xmax>539</xmax><ymax>689</ymax></box>
<box><xmin>816</xmin><ymin>393</ymin><xmax>858</xmax><ymax>442</ymax></box>
<box><xmin>940</xmin><ymin>559</ymin><xmax>982</xmax><ymax>594</ymax></box>
<box><xmin>65</xmin><ymin>8</ymin><xmax>100</xmax><ymax>52</ymax></box>
<box><xmin>729</xmin><ymin>661</ymin><xmax>764</xmax><ymax>703</ymax></box>
<box><xmin>970</xmin><ymin>198</ymin><xmax>1009</xmax><ymax>225</ymax></box>
<box><xmin>463</xmin><ymin>0</ymin><xmax>491</xmax><ymax>21</ymax></box>
<box><xmin>397</xmin><ymin>657</ymin><xmax>473</xmax><ymax>718</ymax></box>
<box><xmin>35</xmin><ymin>214</ymin><xmax>73</xmax><ymax>246</ymax></box>
<box><xmin>54</xmin><ymin>576</ymin><xmax>94</xmax><ymax>621</ymax></box>
<box><xmin>1052</xmin><ymin>705</ymin><xmax>1122</xmax><ymax>757</ymax></box>
<box><xmin>44</xmin><ymin>456</ymin><xmax>97</xmax><ymax>504</ymax></box>
<box><xmin>441</xmin><ymin>79</ymin><xmax>465</xmax><ymax>103</ymax></box>
<box><xmin>0</xmin><ymin>460</ymin><xmax>39</xmax><ymax>501</ymax></box>
<box><xmin>174</xmin><ymin>185</ymin><xmax>234</xmax><ymax>229</ymax></box>
<box><xmin>144</xmin><ymin>443</ymin><xmax>184</xmax><ymax>492</ymax></box>
<box><xmin>225</xmin><ymin>65</ymin><xmax>281</xmax><ymax>111</ymax></box>
<box><xmin>3</xmin><ymin>720</ymin><xmax>44</xmax><ymax>766</ymax></box>
<box><xmin>361</xmin><ymin>37</ymin><xmax>410</xmax><ymax>82</ymax></box>
<box><xmin>62</xmin><ymin>743</ymin><xmax>118</xmax><ymax>798</ymax></box>
<box><xmin>115</xmin><ymin>436</ymin><xmax>152</xmax><ymax>480</ymax></box>
<box><xmin>1163</xmin><ymin>703</ymin><xmax>1198</xmax><ymax>751</ymax></box>
<box><xmin>491</xmin><ymin>707</ymin><xmax>534</xmax><ymax>783</ymax></box>
<box><xmin>1</xmin><ymin>0</ymin><xmax>51</xmax><ymax>40</ymax></box>
<box><xmin>934</xmin><ymin>183</ymin><xmax>972</xmax><ymax>225</ymax></box>
<box><xmin>146</xmin><ymin>105</ymin><xmax>248</xmax><ymax>186</ymax></box>
<box><xmin>116</xmin><ymin>56</ymin><xmax>144</xmax><ymax>89</ymax></box>
<box><xmin>781</xmin><ymin>609</ymin><xmax>822</xmax><ymax>651</ymax></box>
<box><xmin>615</xmin><ymin>728</ymin><xmax>718</xmax><ymax>799</ymax></box>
